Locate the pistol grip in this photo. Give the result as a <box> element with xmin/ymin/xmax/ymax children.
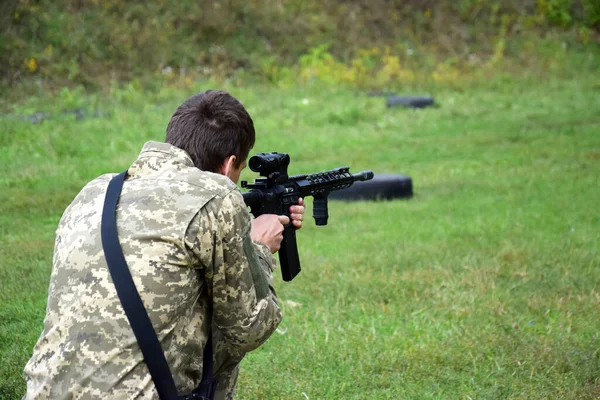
<box><xmin>278</xmin><ymin>226</ymin><xmax>301</xmax><ymax>281</ymax></box>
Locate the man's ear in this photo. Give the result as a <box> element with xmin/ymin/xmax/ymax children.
<box><xmin>219</xmin><ymin>155</ymin><xmax>237</xmax><ymax>178</ymax></box>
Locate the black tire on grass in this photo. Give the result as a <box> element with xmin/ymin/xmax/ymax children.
<box><xmin>329</xmin><ymin>174</ymin><xmax>413</xmax><ymax>201</ymax></box>
<box><xmin>386</xmin><ymin>96</ymin><xmax>435</xmax><ymax>109</ymax></box>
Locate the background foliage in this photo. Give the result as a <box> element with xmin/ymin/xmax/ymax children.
<box><xmin>1</xmin><ymin>0</ymin><xmax>599</xmax><ymax>91</ymax></box>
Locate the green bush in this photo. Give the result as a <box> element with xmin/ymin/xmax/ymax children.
<box><xmin>1</xmin><ymin>0</ymin><xmax>598</xmax><ymax>91</ymax></box>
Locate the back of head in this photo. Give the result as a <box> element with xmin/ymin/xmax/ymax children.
<box><xmin>165</xmin><ymin>90</ymin><xmax>256</xmax><ymax>172</ymax></box>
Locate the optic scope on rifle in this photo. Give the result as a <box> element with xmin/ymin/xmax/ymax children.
<box><xmin>241</xmin><ymin>152</ymin><xmax>374</xmax><ymax>281</ymax></box>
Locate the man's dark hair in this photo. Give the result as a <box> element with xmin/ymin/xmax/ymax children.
<box><xmin>165</xmin><ymin>90</ymin><xmax>255</xmax><ymax>172</ymax></box>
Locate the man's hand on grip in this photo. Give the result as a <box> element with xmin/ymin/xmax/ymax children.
<box><xmin>289</xmin><ymin>197</ymin><xmax>305</xmax><ymax>229</ymax></box>
<box><xmin>251</xmin><ymin>214</ymin><xmax>290</xmax><ymax>253</ymax></box>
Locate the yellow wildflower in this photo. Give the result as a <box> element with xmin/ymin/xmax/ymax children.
<box><xmin>26</xmin><ymin>58</ymin><xmax>37</xmax><ymax>72</ymax></box>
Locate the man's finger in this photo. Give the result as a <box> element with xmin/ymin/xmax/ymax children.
<box><xmin>289</xmin><ymin>205</ymin><xmax>305</xmax><ymax>214</ymax></box>
<box><xmin>290</xmin><ymin>213</ymin><xmax>303</xmax><ymax>221</ymax></box>
<box><xmin>278</xmin><ymin>215</ymin><xmax>290</xmax><ymax>225</ymax></box>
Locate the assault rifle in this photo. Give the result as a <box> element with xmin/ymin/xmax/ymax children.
<box><xmin>241</xmin><ymin>152</ymin><xmax>374</xmax><ymax>282</ymax></box>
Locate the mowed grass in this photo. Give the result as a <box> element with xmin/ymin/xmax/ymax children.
<box><xmin>1</xmin><ymin>75</ymin><xmax>599</xmax><ymax>399</ymax></box>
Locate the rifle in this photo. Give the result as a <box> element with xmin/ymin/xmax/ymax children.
<box><xmin>241</xmin><ymin>152</ymin><xmax>374</xmax><ymax>282</ymax></box>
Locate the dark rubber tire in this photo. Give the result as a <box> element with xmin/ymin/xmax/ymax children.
<box><xmin>329</xmin><ymin>174</ymin><xmax>413</xmax><ymax>201</ymax></box>
<box><xmin>386</xmin><ymin>96</ymin><xmax>435</xmax><ymax>109</ymax></box>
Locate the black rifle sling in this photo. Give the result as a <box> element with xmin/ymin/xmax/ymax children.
<box><xmin>101</xmin><ymin>171</ymin><xmax>215</xmax><ymax>400</ymax></box>
<box><xmin>192</xmin><ymin>333</ymin><xmax>217</xmax><ymax>399</ymax></box>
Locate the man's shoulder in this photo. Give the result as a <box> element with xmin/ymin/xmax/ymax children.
<box><xmin>176</xmin><ymin>168</ymin><xmax>239</xmax><ymax>200</ymax></box>
<box><xmin>66</xmin><ymin>173</ymin><xmax>115</xmax><ymax>206</ymax></box>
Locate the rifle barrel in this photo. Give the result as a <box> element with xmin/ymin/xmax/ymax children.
<box><xmin>353</xmin><ymin>170</ymin><xmax>374</xmax><ymax>181</ymax></box>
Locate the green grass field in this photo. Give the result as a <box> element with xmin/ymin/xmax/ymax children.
<box><xmin>1</xmin><ymin>75</ymin><xmax>599</xmax><ymax>399</ymax></box>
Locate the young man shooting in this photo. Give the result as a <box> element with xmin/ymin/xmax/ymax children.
<box><xmin>24</xmin><ymin>90</ymin><xmax>305</xmax><ymax>399</ymax></box>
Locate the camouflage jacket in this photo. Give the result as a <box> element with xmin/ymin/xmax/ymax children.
<box><xmin>24</xmin><ymin>141</ymin><xmax>282</xmax><ymax>399</ymax></box>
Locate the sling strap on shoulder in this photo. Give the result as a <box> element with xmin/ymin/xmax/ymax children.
<box><xmin>101</xmin><ymin>171</ymin><xmax>217</xmax><ymax>400</ymax></box>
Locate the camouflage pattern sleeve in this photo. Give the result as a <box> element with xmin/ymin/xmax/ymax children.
<box><xmin>210</xmin><ymin>240</ymin><xmax>278</xmax><ymax>400</ymax></box>
<box><xmin>205</xmin><ymin>189</ymin><xmax>282</xmax><ymax>353</ymax></box>
<box><xmin>251</xmin><ymin>240</ymin><xmax>278</xmax><ymax>276</ymax></box>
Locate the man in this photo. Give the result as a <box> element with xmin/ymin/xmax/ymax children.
<box><xmin>23</xmin><ymin>90</ymin><xmax>305</xmax><ymax>399</ymax></box>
